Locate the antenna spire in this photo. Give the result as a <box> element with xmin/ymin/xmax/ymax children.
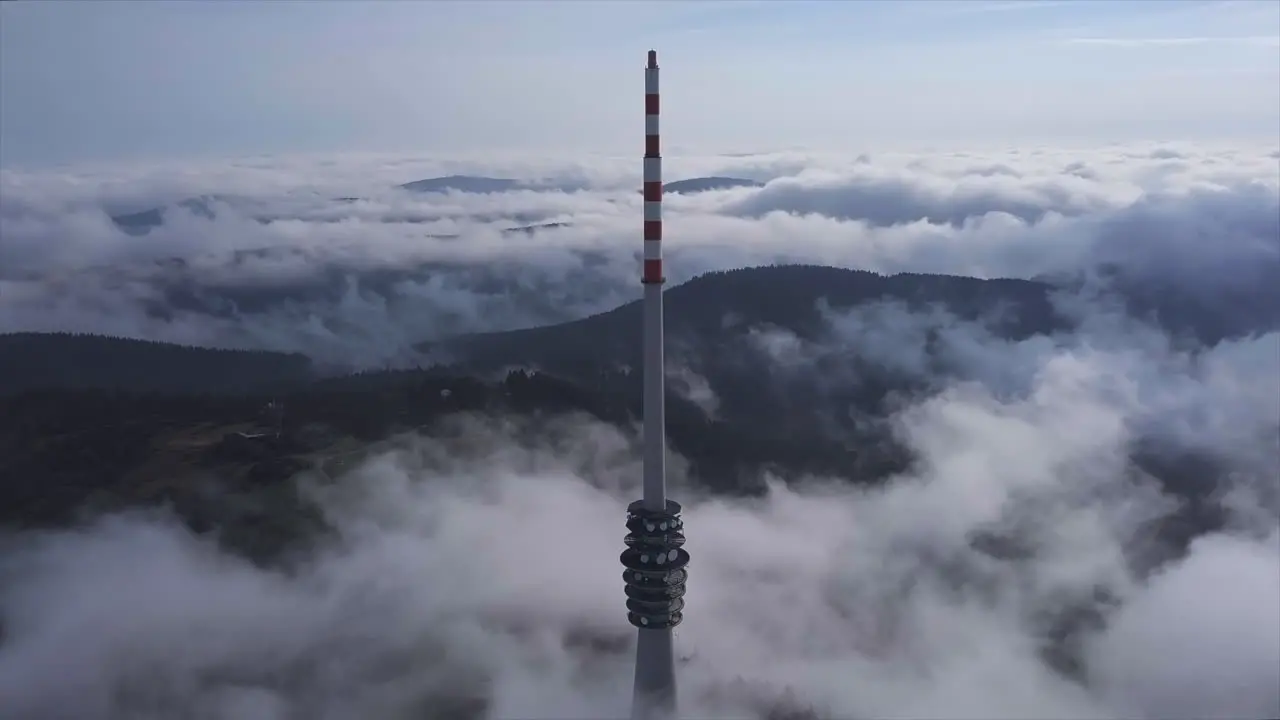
<box><xmin>622</xmin><ymin>48</ymin><xmax>688</xmax><ymax>720</ymax></box>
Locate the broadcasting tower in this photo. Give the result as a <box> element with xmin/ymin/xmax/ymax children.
<box><xmin>621</xmin><ymin>49</ymin><xmax>689</xmax><ymax>720</ymax></box>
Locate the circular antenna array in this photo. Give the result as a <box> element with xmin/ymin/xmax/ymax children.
<box><xmin>621</xmin><ymin>499</ymin><xmax>689</xmax><ymax>629</ymax></box>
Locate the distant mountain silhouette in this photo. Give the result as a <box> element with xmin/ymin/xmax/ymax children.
<box><xmin>398</xmin><ymin>175</ymin><xmax>526</xmax><ymax>193</ymax></box>
<box><xmin>111</xmin><ymin>196</ymin><xmax>225</xmax><ymax>235</ymax></box>
<box><xmin>506</xmin><ymin>221</ymin><xmax>571</xmax><ymax>234</ymax></box>
<box><xmin>111</xmin><ymin>201</ymin><xmax>568</xmax><ymax>236</ymax></box>
<box><xmin>397</xmin><ymin>175</ymin><xmax>588</xmax><ymax>194</ymax></box>
<box><xmin>424</xmin><ymin>222</ymin><xmax>572</xmax><ymax>240</ymax></box>
<box><xmin>108</xmin><ymin>176</ymin><xmax>582</xmax><ymax>234</ymax></box>
<box><xmin>108</xmin><ymin>194</ymin><xmax>307</xmax><ymax>235</ymax></box>
<box><xmin>108</xmin><ymin>174</ymin><xmax>759</xmax><ymax>235</ymax></box>
<box><xmin>663</xmin><ymin>177</ymin><xmax>764</xmax><ymax>194</ymax></box>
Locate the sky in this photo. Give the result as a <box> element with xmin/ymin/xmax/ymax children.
<box><xmin>2</xmin><ymin>0</ymin><xmax>1278</xmax><ymax>167</ymax></box>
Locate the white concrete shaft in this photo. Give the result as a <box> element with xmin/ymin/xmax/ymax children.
<box><xmin>632</xmin><ymin>628</ymin><xmax>677</xmax><ymax>720</ymax></box>
<box><xmin>642</xmin><ymin>281</ymin><xmax>666</xmax><ymax>510</ymax></box>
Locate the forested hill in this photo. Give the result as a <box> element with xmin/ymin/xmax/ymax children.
<box><xmin>0</xmin><ymin>333</ymin><xmax>313</xmax><ymax>396</ymax></box>
<box><xmin>0</xmin><ymin>266</ymin><xmax>1239</xmax><ymax>565</ymax></box>
<box><xmin>0</xmin><ymin>368</ymin><xmax>875</xmax><ymax>556</ymax></box>
<box><xmin>1</xmin><ymin>266</ymin><xmax>1063</xmax><ymax>395</ymax></box>
<box><xmin>427</xmin><ymin>264</ymin><xmax>1066</xmax><ymax>376</ymax></box>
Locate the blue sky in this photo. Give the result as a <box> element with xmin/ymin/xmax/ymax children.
<box><xmin>1</xmin><ymin>0</ymin><xmax>1277</xmax><ymax>167</ymax></box>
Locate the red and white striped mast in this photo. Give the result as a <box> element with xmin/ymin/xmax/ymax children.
<box><xmin>622</xmin><ymin>49</ymin><xmax>688</xmax><ymax>720</ymax></box>
<box><xmin>642</xmin><ymin>49</ymin><xmax>664</xmax><ymax>288</ymax></box>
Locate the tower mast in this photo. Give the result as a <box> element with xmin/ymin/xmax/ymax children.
<box><xmin>621</xmin><ymin>49</ymin><xmax>688</xmax><ymax>720</ymax></box>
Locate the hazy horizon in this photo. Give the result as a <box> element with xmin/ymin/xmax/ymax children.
<box><xmin>3</xmin><ymin>0</ymin><xmax>1279</xmax><ymax>168</ymax></box>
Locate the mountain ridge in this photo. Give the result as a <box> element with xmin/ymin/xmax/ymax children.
<box><xmin>4</xmin><ymin>264</ymin><xmax>1060</xmax><ymax>395</ymax></box>
<box><xmin>0</xmin><ymin>265</ymin><xmax>1253</xmax><ymax>582</ymax></box>
<box><xmin>422</xmin><ymin>264</ymin><xmax>1066</xmax><ymax>375</ymax></box>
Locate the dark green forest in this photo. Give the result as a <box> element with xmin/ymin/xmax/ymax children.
<box><xmin>0</xmin><ymin>332</ymin><xmax>313</xmax><ymax>396</ymax></box>
<box><xmin>1</xmin><ymin>265</ymin><xmax>1065</xmax><ymax>396</ymax></box>
<box><xmin>0</xmin><ymin>368</ymin><xmax>892</xmax><ymax>563</ymax></box>
<box><xmin>427</xmin><ymin>264</ymin><xmax>1068</xmax><ymax>375</ymax></box>
<box><xmin>0</xmin><ymin>264</ymin><xmax>1252</xmax><ymax>565</ymax></box>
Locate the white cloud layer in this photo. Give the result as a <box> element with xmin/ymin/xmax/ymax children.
<box><xmin>0</xmin><ymin>142</ymin><xmax>1277</xmax><ymax>719</ymax></box>
<box><xmin>2</xmin><ymin>143</ymin><xmax>1277</xmax><ymax>369</ymax></box>
<box><xmin>0</xmin><ymin>347</ymin><xmax>1275</xmax><ymax>718</ymax></box>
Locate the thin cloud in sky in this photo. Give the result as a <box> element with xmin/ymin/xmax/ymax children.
<box><xmin>1066</xmin><ymin>35</ymin><xmax>1280</xmax><ymax>47</ymax></box>
<box><xmin>935</xmin><ymin>0</ymin><xmax>1079</xmax><ymax>16</ymax></box>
